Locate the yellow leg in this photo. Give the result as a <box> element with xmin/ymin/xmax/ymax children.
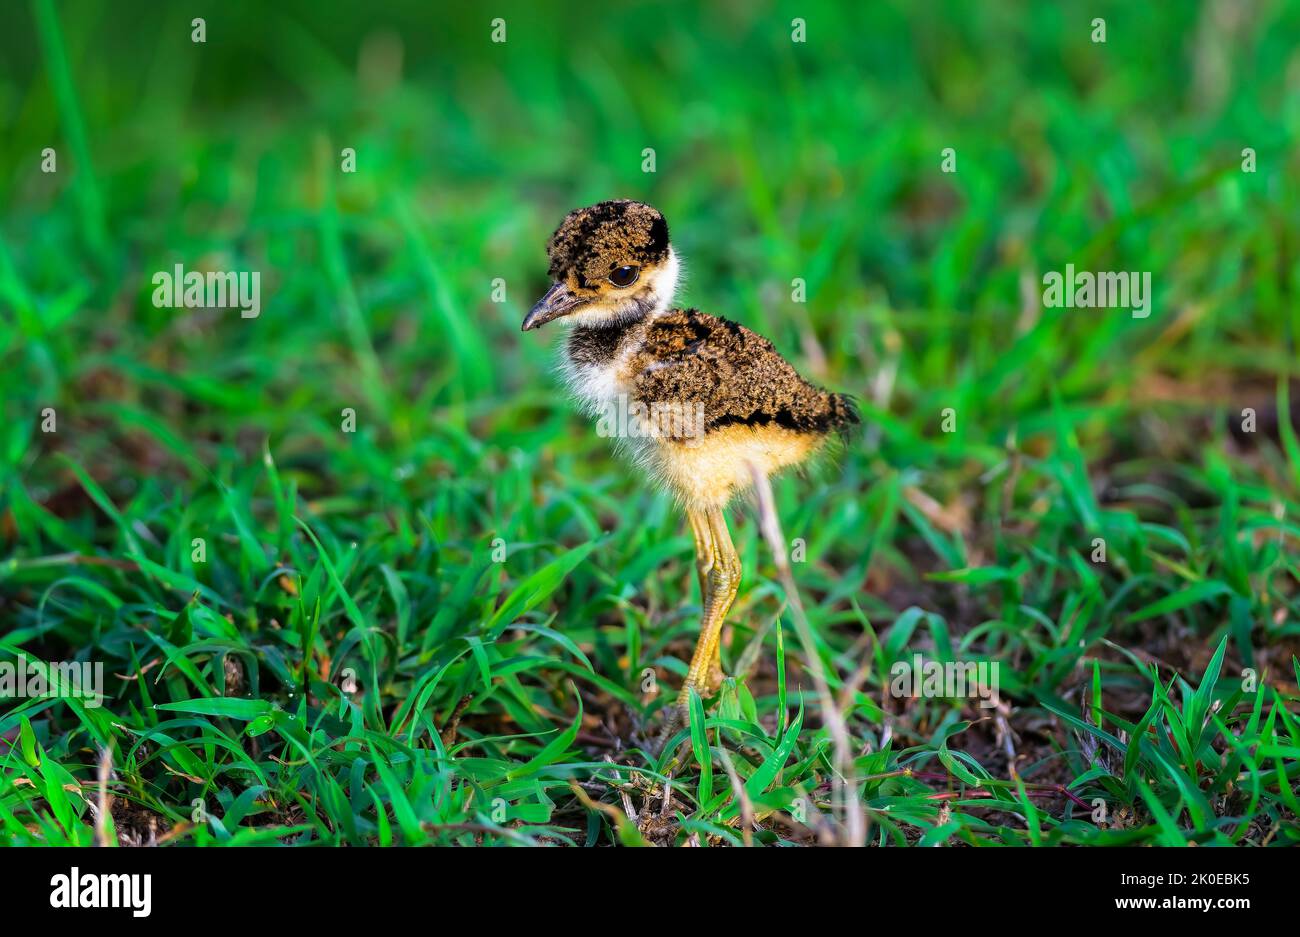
<box><xmin>706</xmin><ymin>638</ymin><xmax>726</xmax><ymax>694</ymax></box>
<box><xmin>676</xmin><ymin>507</ymin><xmax>741</xmax><ymax>724</ymax></box>
<box><xmin>688</xmin><ymin>508</ymin><xmax>714</xmax><ymax>602</ymax></box>
<box><xmin>688</xmin><ymin>510</ymin><xmax>727</xmax><ymax>695</ymax></box>
<box><xmin>682</xmin><ymin>509</ymin><xmax>717</xmax><ymax>711</ymax></box>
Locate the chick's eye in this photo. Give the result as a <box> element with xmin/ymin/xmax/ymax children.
<box><xmin>608</xmin><ymin>265</ymin><xmax>639</xmax><ymax>287</ymax></box>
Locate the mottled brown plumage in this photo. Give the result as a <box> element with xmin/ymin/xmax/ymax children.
<box><xmin>546</xmin><ymin>199</ymin><xmax>670</xmax><ymax>288</ymax></box>
<box><xmin>632</xmin><ymin>308</ymin><xmax>857</xmax><ymax>436</ymax></box>
<box><xmin>523</xmin><ymin>199</ymin><xmax>858</xmax><ymax>739</ymax></box>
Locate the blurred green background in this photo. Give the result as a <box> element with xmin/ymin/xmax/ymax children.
<box><xmin>1</xmin><ymin>0</ymin><xmax>1298</xmax><ymax>846</ymax></box>
<box><xmin>3</xmin><ymin>1</ymin><xmax>1297</xmax><ymax>486</ymax></box>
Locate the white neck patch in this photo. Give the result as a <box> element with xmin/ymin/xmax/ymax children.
<box><xmin>648</xmin><ymin>247</ymin><xmax>681</xmax><ymax>316</ymax></box>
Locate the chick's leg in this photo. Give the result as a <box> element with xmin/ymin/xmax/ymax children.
<box><xmin>687</xmin><ymin>509</ymin><xmax>730</xmax><ymax>695</ymax></box>
<box><xmin>659</xmin><ymin>507</ymin><xmax>722</xmax><ymax>747</ymax></box>
<box><xmin>675</xmin><ymin>507</ymin><xmax>740</xmax><ymax>725</ymax></box>
<box><xmin>701</xmin><ymin>508</ymin><xmax>739</xmax><ymax>696</ymax></box>
<box><xmin>689</xmin><ymin>508</ymin><xmax>714</xmax><ymax>607</ymax></box>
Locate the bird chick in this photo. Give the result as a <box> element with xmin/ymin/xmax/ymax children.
<box><xmin>524</xmin><ymin>199</ymin><xmax>858</xmax><ymax>738</ymax></box>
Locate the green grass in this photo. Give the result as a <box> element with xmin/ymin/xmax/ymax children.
<box><xmin>2</xmin><ymin>0</ymin><xmax>1299</xmax><ymax>846</ymax></box>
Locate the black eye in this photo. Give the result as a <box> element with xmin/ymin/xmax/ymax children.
<box><xmin>608</xmin><ymin>265</ymin><xmax>639</xmax><ymax>287</ymax></box>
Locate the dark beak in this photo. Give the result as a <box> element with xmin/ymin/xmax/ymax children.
<box><xmin>522</xmin><ymin>282</ymin><xmax>587</xmax><ymax>331</ymax></box>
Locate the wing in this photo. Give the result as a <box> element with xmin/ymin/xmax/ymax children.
<box><xmin>630</xmin><ymin>308</ymin><xmax>852</xmax><ymax>436</ymax></box>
